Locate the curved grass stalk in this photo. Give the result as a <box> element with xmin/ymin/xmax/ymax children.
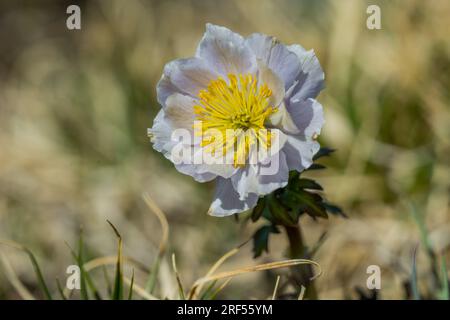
<box><xmin>0</xmin><ymin>251</ymin><xmax>36</xmax><ymax>300</ymax></box>
<box><xmin>191</xmin><ymin>240</ymin><xmax>249</xmax><ymax>299</ymax></box>
<box><xmin>0</xmin><ymin>239</ymin><xmax>52</xmax><ymax>300</ymax></box>
<box><xmin>142</xmin><ymin>193</ymin><xmax>169</xmax><ymax>293</ymax></box>
<box><xmin>188</xmin><ymin>258</ymin><xmax>322</xmax><ymax>299</ymax></box>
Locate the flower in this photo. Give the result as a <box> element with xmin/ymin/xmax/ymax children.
<box><xmin>150</xmin><ymin>24</ymin><xmax>324</xmax><ymax>217</ymax></box>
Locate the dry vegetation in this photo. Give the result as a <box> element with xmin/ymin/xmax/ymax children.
<box><xmin>0</xmin><ymin>0</ymin><xmax>449</xmax><ymax>299</ymax></box>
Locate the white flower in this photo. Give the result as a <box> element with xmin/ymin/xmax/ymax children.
<box><xmin>150</xmin><ymin>24</ymin><xmax>325</xmax><ymax>217</ymax></box>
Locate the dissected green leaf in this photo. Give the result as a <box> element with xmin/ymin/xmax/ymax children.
<box><xmin>252</xmin><ymin>225</ymin><xmax>280</xmax><ymax>258</ymax></box>
<box><xmin>288</xmin><ymin>171</ymin><xmax>300</xmax><ymax>182</ymax></box>
<box><xmin>323</xmin><ymin>202</ymin><xmax>347</xmax><ymax>218</ymax></box>
<box><xmin>267</xmin><ymin>195</ymin><xmax>297</xmax><ymax>226</ymax></box>
<box><xmin>282</xmin><ymin>190</ymin><xmax>328</xmax><ymax>219</ymax></box>
<box><xmin>313</xmin><ymin>147</ymin><xmax>336</xmax><ymax>160</ymax></box>
<box><xmin>251</xmin><ymin>198</ymin><xmax>266</xmax><ymax>222</ymax></box>
<box><xmin>305</xmin><ymin>163</ymin><xmax>326</xmax><ymax>171</ymax></box>
<box><xmin>295</xmin><ymin>178</ymin><xmax>324</xmax><ymax>191</ymax></box>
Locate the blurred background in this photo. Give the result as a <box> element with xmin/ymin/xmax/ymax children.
<box><xmin>0</xmin><ymin>0</ymin><xmax>449</xmax><ymax>299</ymax></box>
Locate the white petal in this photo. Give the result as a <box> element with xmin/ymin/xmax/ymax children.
<box><xmin>196</xmin><ymin>24</ymin><xmax>256</xmax><ymax>76</ymax></box>
<box><xmin>286</xmin><ymin>98</ymin><xmax>324</xmax><ymax>139</ymax></box>
<box><xmin>282</xmin><ymin>135</ymin><xmax>320</xmax><ymax>171</ymax></box>
<box><xmin>268</xmin><ymin>101</ymin><xmax>300</xmax><ymax>135</ymax></box>
<box><xmin>257</xmin><ymin>61</ymin><xmax>285</xmax><ymax>108</ymax></box>
<box><xmin>208</xmin><ymin>177</ymin><xmax>258</xmax><ymax>217</ymax></box>
<box><xmin>149</xmin><ymin>109</ymin><xmax>176</xmax><ymax>154</ymax></box>
<box><xmin>164</xmin><ymin>93</ymin><xmax>196</xmax><ymax>130</ymax></box>
<box><xmin>157</xmin><ymin>58</ymin><xmax>219</xmax><ymax>106</ymax></box>
<box><xmin>286</xmin><ymin>45</ymin><xmax>325</xmax><ymax>101</ymax></box>
<box><xmin>174</xmin><ymin>163</ymin><xmax>217</xmax><ymax>183</ymax></box>
<box><xmin>231</xmin><ymin>151</ymin><xmax>288</xmax><ymax>199</ymax></box>
<box><xmin>246</xmin><ymin>33</ymin><xmax>301</xmax><ymax>89</ymax></box>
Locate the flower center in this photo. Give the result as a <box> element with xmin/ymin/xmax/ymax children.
<box><xmin>193</xmin><ymin>74</ymin><xmax>277</xmax><ymax>166</ymax></box>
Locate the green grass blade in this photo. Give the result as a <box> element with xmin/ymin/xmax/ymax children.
<box><xmin>440</xmin><ymin>257</ymin><xmax>449</xmax><ymax>300</ymax></box>
<box><xmin>108</xmin><ymin>220</ymin><xmax>123</xmax><ymax>300</ymax></box>
<box><xmin>411</xmin><ymin>246</ymin><xmax>420</xmax><ymax>300</ymax></box>
<box><xmin>17</xmin><ymin>246</ymin><xmax>52</xmax><ymax>300</ymax></box>
<box><xmin>128</xmin><ymin>269</ymin><xmax>135</xmax><ymax>300</ymax></box>
<box><xmin>56</xmin><ymin>278</ymin><xmax>67</xmax><ymax>300</ymax></box>
<box><xmin>28</xmin><ymin>253</ymin><xmax>52</xmax><ymax>299</ymax></box>
<box><xmin>66</xmin><ymin>240</ymin><xmax>101</xmax><ymax>300</ymax></box>
<box><xmin>102</xmin><ymin>265</ymin><xmax>112</xmax><ymax>297</ymax></box>
<box><xmin>199</xmin><ymin>280</ymin><xmax>217</xmax><ymax>300</ymax></box>
<box><xmin>208</xmin><ymin>279</ymin><xmax>232</xmax><ymax>300</ymax></box>
<box><xmin>77</xmin><ymin>233</ymin><xmax>89</xmax><ymax>300</ymax></box>
<box><xmin>145</xmin><ymin>255</ymin><xmax>160</xmax><ymax>293</ymax></box>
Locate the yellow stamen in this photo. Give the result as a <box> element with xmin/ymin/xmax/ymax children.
<box><xmin>194</xmin><ymin>73</ymin><xmax>277</xmax><ymax>167</ymax></box>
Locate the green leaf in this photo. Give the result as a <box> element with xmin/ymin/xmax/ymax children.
<box><xmin>108</xmin><ymin>220</ymin><xmax>123</xmax><ymax>300</ymax></box>
<box><xmin>313</xmin><ymin>147</ymin><xmax>335</xmax><ymax>160</ymax></box>
<box><xmin>267</xmin><ymin>195</ymin><xmax>298</xmax><ymax>226</ymax></box>
<box><xmin>283</xmin><ymin>190</ymin><xmax>328</xmax><ymax>219</ymax></box>
<box><xmin>296</xmin><ymin>178</ymin><xmax>324</xmax><ymax>191</ymax></box>
<box><xmin>288</xmin><ymin>171</ymin><xmax>300</xmax><ymax>182</ymax></box>
<box><xmin>252</xmin><ymin>225</ymin><xmax>279</xmax><ymax>258</ymax></box>
<box><xmin>251</xmin><ymin>197</ymin><xmax>266</xmax><ymax>222</ymax></box>
<box><xmin>305</xmin><ymin>163</ymin><xmax>326</xmax><ymax>171</ymax></box>
<box><xmin>323</xmin><ymin>202</ymin><xmax>347</xmax><ymax>218</ymax></box>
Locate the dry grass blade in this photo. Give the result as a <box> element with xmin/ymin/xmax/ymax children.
<box><xmin>272</xmin><ymin>275</ymin><xmax>281</xmax><ymax>300</ymax></box>
<box><xmin>83</xmin><ymin>255</ymin><xmax>149</xmax><ymax>273</ymax></box>
<box><xmin>298</xmin><ymin>285</ymin><xmax>306</xmax><ymax>300</ymax></box>
<box><xmin>172</xmin><ymin>253</ymin><xmax>186</xmax><ymax>299</ymax></box>
<box><xmin>189</xmin><ymin>258</ymin><xmax>321</xmax><ymax>299</ymax></box>
<box><xmin>0</xmin><ymin>251</ymin><xmax>35</xmax><ymax>300</ymax></box>
<box><xmin>191</xmin><ymin>241</ymin><xmax>248</xmax><ymax>299</ymax></box>
<box><xmin>123</xmin><ymin>276</ymin><xmax>158</xmax><ymax>300</ymax></box>
<box><xmin>143</xmin><ymin>193</ymin><xmax>169</xmax><ymax>256</ymax></box>
<box><xmin>143</xmin><ymin>193</ymin><xmax>170</xmax><ymax>293</ymax></box>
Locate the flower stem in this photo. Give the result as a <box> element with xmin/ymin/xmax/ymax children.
<box><xmin>284</xmin><ymin>224</ymin><xmax>318</xmax><ymax>300</ymax></box>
